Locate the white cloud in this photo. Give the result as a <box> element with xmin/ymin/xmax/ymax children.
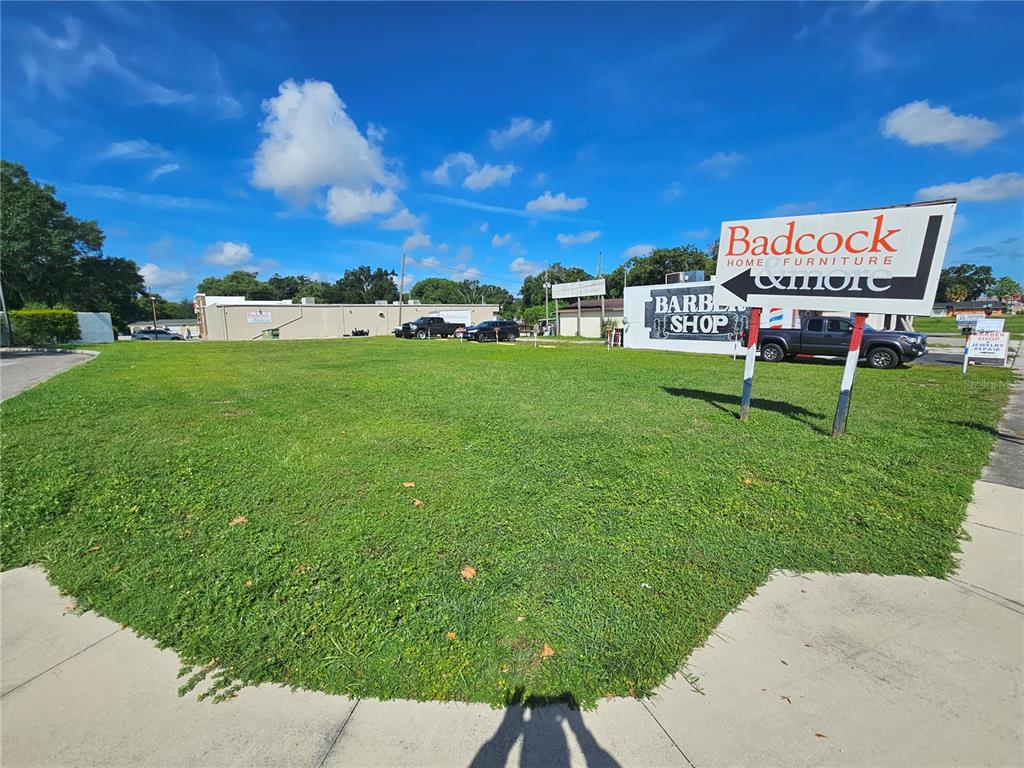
<box><xmin>509</xmin><ymin>257</ymin><xmax>542</xmax><ymax>276</ymax></box>
<box><xmin>697</xmin><ymin>151</ymin><xmax>744</xmax><ymax>178</ymax></box>
<box><xmin>379</xmin><ymin>207</ymin><xmax>424</xmax><ymax>231</ymax></box>
<box><xmin>882</xmin><ymin>101</ymin><xmax>1004</xmax><ymax>151</ymax></box>
<box><xmin>533</xmin><ymin>172</ymin><xmax>548</xmax><ymax>186</ymax></box>
<box><xmin>464</xmin><ymin>163</ymin><xmax>519</xmax><ymax>191</ymax></box>
<box><xmin>489</xmin><ymin>117</ymin><xmax>552</xmax><ymax>150</ymax></box>
<box><xmin>203</xmin><ymin>241</ymin><xmax>254</xmax><ymax>266</ymax></box>
<box><xmin>251</xmin><ymin>79</ymin><xmax>400</xmax><ymax>222</ymax></box>
<box><xmin>139</xmin><ymin>262</ymin><xmax>189</xmax><ymax>294</ymax></box>
<box><xmin>526</xmin><ymin>190</ymin><xmax>587</xmax><ymax>212</ymax></box>
<box><xmin>60</xmin><ymin>182</ymin><xmax>217</xmax><ymax>210</ymax></box>
<box><xmin>325</xmin><ymin>187</ymin><xmax>398</xmax><ymax>225</ymax></box>
<box><xmin>403</xmin><ymin>232</ymin><xmax>432</xmax><ymax>250</ymax></box>
<box><xmin>148</xmin><ymin>163</ymin><xmax>180</xmax><ymax>181</ymax></box>
<box><xmin>916</xmin><ymin>172</ymin><xmax>1024</xmax><ymax>202</ymax></box>
<box><xmin>556</xmin><ymin>230</ymin><xmax>602</xmax><ymax>245</ymax></box>
<box><xmin>101</xmin><ymin>139</ymin><xmax>169</xmax><ymax>160</ymax></box>
<box><xmin>392</xmin><ymin>272</ymin><xmax>416</xmax><ymax>293</ymax></box>
<box><xmin>458</xmin><ymin>246</ymin><xmax>474</xmax><ymax>260</ymax></box>
<box><xmin>623</xmin><ymin>244</ymin><xmax>656</xmax><ymax>260</ymax></box>
<box><xmin>367</xmin><ymin>123</ymin><xmax>387</xmax><ymax>143</ymax></box>
<box><xmin>424</xmin><ymin>152</ymin><xmax>476</xmax><ymax>186</ymax></box>
<box><xmin>492</xmin><ymin>233</ymin><xmax>512</xmax><ymax>247</ymax></box>
<box><xmin>769</xmin><ymin>201</ymin><xmax>818</xmax><ymax>216</ymax></box>
<box><xmin>661</xmin><ymin>181</ymin><xmax>682</xmax><ymax>202</ymax></box>
<box><xmin>437</xmin><ymin>243</ymin><xmax>449</xmax><ymax>253</ymax></box>
<box><xmin>479</xmin><ymin>222</ymin><xmax>489</xmax><ymax>233</ymax></box>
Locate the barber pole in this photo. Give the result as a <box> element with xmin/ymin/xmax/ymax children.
<box><xmin>739</xmin><ymin>307</ymin><xmax>762</xmax><ymax>421</ymax></box>
<box><xmin>831</xmin><ymin>313</ymin><xmax>867</xmax><ymax>437</ymax></box>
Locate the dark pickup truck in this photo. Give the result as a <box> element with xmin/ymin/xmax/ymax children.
<box><xmin>394</xmin><ymin>316</ymin><xmax>464</xmax><ymax>339</ymax></box>
<box><xmin>757</xmin><ymin>316</ymin><xmax>928</xmax><ymax>369</ymax></box>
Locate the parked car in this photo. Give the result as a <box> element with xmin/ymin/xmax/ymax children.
<box><xmin>131</xmin><ymin>328</ymin><xmax>183</xmax><ymax>341</ymax></box>
<box><xmin>756</xmin><ymin>317</ymin><xmax>927</xmax><ymax>369</ymax></box>
<box><xmin>464</xmin><ymin>319</ymin><xmax>519</xmax><ymax>342</ymax></box>
<box><xmin>394</xmin><ymin>316</ymin><xmax>464</xmax><ymax>339</ymax></box>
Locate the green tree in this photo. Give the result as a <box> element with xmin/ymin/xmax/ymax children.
<box><xmin>604</xmin><ymin>245</ymin><xmax>714</xmax><ymax>299</ymax></box>
<box><xmin>410</xmin><ymin>277</ymin><xmax>465</xmax><ymax>304</ymax></box>
<box><xmin>519</xmin><ymin>263</ymin><xmax>593</xmax><ymax>307</ymax></box>
<box><xmin>1</xmin><ymin>160</ymin><xmax>107</xmax><ymax>308</ymax></box>
<box><xmin>937</xmin><ymin>264</ymin><xmax>994</xmax><ymax>302</ymax></box>
<box><xmin>69</xmin><ymin>256</ymin><xmax>146</xmax><ymax>331</ymax></box>
<box><xmin>991</xmin><ymin>276</ymin><xmax>1022</xmax><ymax>302</ymax></box>
<box><xmin>196</xmin><ymin>270</ymin><xmax>268</xmax><ymax>298</ymax></box>
<box><xmin>331</xmin><ymin>266</ymin><xmax>398</xmax><ymax>304</ymax></box>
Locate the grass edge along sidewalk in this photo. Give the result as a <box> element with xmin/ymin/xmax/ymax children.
<box><xmin>0</xmin><ymin>339</ymin><xmax>1013</xmax><ymax>706</ymax></box>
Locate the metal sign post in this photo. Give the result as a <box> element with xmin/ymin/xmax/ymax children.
<box><xmin>739</xmin><ymin>307</ymin><xmax>762</xmax><ymax>421</ymax></box>
<box><xmin>832</xmin><ymin>313</ymin><xmax>867</xmax><ymax>437</ymax></box>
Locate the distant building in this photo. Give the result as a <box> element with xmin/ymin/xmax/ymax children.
<box><xmin>195</xmin><ymin>295</ymin><xmax>500</xmax><ymax>341</ymax></box>
<box><xmin>931</xmin><ymin>300</ymin><xmax>1007</xmax><ymax>317</ymax></box>
<box><xmin>556</xmin><ymin>299</ymin><xmax>624</xmax><ymax>338</ymax></box>
<box><xmin>128</xmin><ymin>318</ymin><xmax>200</xmax><ymax>337</ymax></box>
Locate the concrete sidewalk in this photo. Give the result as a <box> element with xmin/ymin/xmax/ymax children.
<box><xmin>2</xmin><ymin>379</ymin><xmax>1022</xmax><ymax>766</ymax></box>
<box><xmin>0</xmin><ymin>350</ymin><xmax>95</xmax><ymax>401</ymax></box>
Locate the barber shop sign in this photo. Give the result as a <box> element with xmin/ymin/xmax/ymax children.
<box><xmin>624</xmin><ymin>280</ymin><xmax>749</xmax><ymax>354</ymax></box>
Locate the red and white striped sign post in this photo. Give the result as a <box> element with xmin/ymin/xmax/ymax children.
<box><xmin>832</xmin><ymin>313</ymin><xmax>867</xmax><ymax>437</ymax></box>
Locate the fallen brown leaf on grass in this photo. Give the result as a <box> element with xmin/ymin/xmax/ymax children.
<box><xmin>87</xmin><ymin>545</ymin><xmax>101</xmax><ymax>552</ymax></box>
<box><xmin>403</xmin><ymin>482</ymin><xmax>416</xmax><ymax>488</ymax></box>
<box><xmin>460</xmin><ymin>565</ymin><xmax>477</xmax><ymax>579</ymax></box>
<box><xmin>229</xmin><ymin>515</ymin><xmax>248</xmax><ymax>526</ymax></box>
<box><xmin>539</xmin><ymin>643</ymin><xmax>555</xmax><ymax>658</ymax></box>
<box><xmin>244</xmin><ymin>580</ymin><xmax>253</xmax><ymax>588</ymax></box>
<box><xmin>446</xmin><ymin>631</ymin><xmax>457</xmax><ymax>641</ymax></box>
<box><xmin>412</xmin><ymin>499</ymin><xmax>424</xmax><ymax>507</ymax></box>
<box><xmin>295</xmin><ymin>564</ymin><xmax>306</xmax><ymax>574</ymax></box>
<box><xmin>515</xmin><ymin>615</ymin><xmax>525</xmax><ymax>622</ymax></box>
<box><xmin>815</xmin><ymin>733</ymin><xmax>827</xmax><ymax>739</ymax></box>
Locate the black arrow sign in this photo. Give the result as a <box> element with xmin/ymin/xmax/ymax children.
<box><xmin>721</xmin><ymin>214</ymin><xmax>943</xmax><ymax>302</ymax></box>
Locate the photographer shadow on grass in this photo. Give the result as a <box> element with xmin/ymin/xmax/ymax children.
<box><xmin>468</xmin><ymin>689</ymin><xmax>620</xmax><ymax>768</ymax></box>
<box><xmin>661</xmin><ymin>385</ymin><xmax>828</xmax><ymax>435</ymax></box>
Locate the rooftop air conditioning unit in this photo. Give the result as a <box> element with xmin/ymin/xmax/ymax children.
<box><xmin>374</xmin><ymin>300</ymin><xmax>388</xmax><ymax>305</ymax></box>
<box><xmin>300</xmin><ymin>297</ymin><xmax>316</xmax><ymax>305</ymax></box>
<box><xmin>665</xmin><ymin>270</ymin><xmax>706</xmax><ymax>284</ymax></box>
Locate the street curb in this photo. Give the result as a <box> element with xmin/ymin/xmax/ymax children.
<box><xmin>0</xmin><ymin>347</ymin><xmax>99</xmax><ymax>356</ymax></box>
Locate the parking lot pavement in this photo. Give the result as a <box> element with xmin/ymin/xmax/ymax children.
<box><xmin>0</xmin><ymin>351</ymin><xmax>94</xmax><ymax>401</ymax></box>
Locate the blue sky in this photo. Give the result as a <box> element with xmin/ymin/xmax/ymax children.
<box><xmin>2</xmin><ymin>1</ymin><xmax>1022</xmax><ymax>299</ymax></box>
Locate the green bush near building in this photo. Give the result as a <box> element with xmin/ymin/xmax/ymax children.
<box><xmin>3</xmin><ymin>309</ymin><xmax>81</xmax><ymax>346</ymax></box>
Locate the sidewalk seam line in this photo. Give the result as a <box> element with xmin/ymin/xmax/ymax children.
<box><xmin>316</xmin><ymin>698</ymin><xmax>361</xmax><ymax>767</ymax></box>
<box><xmin>948</xmin><ymin>578</ymin><xmax>1024</xmax><ymax>615</ymax></box>
<box><xmin>0</xmin><ymin>627</ymin><xmax>120</xmax><ymax>699</ymax></box>
<box><xmin>640</xmin><ymin>699</ymin><xmax>697</xmax><ymax>768</ymax></box>
<box><xmin>966</xmin><ymin>520</ymin><xmax>1023</xmax><ymax>537</ymax></box>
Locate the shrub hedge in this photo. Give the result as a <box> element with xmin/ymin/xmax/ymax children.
<box><xmin>3</xmin><ymin>309</ymin><xmax>81</xmax><ymax>346</ymax></box>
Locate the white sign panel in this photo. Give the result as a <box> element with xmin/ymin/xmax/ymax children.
<box><xmin>246</xmin><ymin>311</ymin><xmax>273</xmax><ymax>324</ymax></box>
<box><xmin>437</xmin><ymin>310</ymin><xmax>471</xmax><ymax>326</ymax></box>
<box><xmin>975</xmin><ymin>317</ymin><xmax>1004</xmax><ymax>332</ymax></box>
<box><xmin>713</xmin><ymin>200</ymin><xmax>956</xmax><ymax>315</ymax></box>
<box><xmin>624</xmin><ymin>281</ymin><xmax>748</xmax><ymax>355</ymax></box>
<box><xmin>967</xmin><ymin>331</ymin><xmax>1010</xmax><ymax>361</ymax></box>
<box><xmin>552</xmin><ymin>278</ymin><xmax>606</xmax><ymax>299</ymax></box>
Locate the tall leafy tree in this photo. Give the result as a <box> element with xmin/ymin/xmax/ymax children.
<box><xmin>519</xmin><ymin>263</ymin><xmax>593</xmax><ymax>307</ymax></box>
<box><xmin>603</xmin><ymin>245</ymin><xmax>714</xmax><ymax>298</ymax></box>
<box><xmin>70</xmin><ymin>256</ymin><xmax>146</xmax><ymax>330</ymax></box>
<box><xmin>331</xmin><ymin>266</ymin><xmax>399</xmax><ymax>304</ymax></box>
<box><xmin>1</xmin><ymin>160</ymin><xmax>107</xmax><ymax>308</ymax></box>
<box><xmin>991</xmin><ymin>276</ymin><xmax>1022</xmax><ymax>302</ymax></box>
<box><xmin>937</xmin><ymin>264</ymin><xmax>994</xmax><ymax>302</ymax></box>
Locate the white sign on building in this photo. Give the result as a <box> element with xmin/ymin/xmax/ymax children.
<box><xmin>246</xmin><ymin>311</ymin><xmax>273</xmax><ymax>324</ymax></box>
<box><xmin>437</xmin><ymin>310</ymin><xmax>471</xmax><ymax>326</ymax></box>
<box><xmin>713</xmin><ymin>200</ymin><xmax>956</xmax><ymax>315</ymax></box>
<box><xmin>624</xmin><ymin>281</ymin><xmax>748</xmax><ymax>355</ymax></box>
<box><xmin>551</xmin><ymin>278</ymin><xmax>606</xmax><ymax>299</ymax></box>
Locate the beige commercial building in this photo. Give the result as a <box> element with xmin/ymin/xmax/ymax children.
<box><xmin>196</xmin><ymin>295</ymin><xmax>500</xmax><ymax>341</ymax></box>
<box><xmin>556</xmin><ymin>299</ymin><xmax>624</xmax><ymax>338</ymax></box>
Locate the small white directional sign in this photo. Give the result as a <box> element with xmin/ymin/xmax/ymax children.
<box><xmin>713</xmin><ymin>200</ymin><xmax>956</xmax><ymax>315</ymax></box>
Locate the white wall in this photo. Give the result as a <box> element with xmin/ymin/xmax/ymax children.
<box><xmin>76</xmin><ymin>312</ymin><xmax>114</xmax><ymax>343</ymax></box>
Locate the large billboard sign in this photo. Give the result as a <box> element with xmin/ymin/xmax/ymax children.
<box><xmin>552</xmin><ymin>278</ymin><xmax>606</xmax><ymax>299</ymax></box>
<box><xmin>713</xmin><ymin>200</ymin><xmax>956</xmax><ymax>315</ymax></box>
<box><xmin>624</xmin><ymin>281</ymin><xmax>748</xmax><ymax>354</ymax></box>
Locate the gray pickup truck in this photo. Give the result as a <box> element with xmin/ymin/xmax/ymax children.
<box><xmin>757</xmin><ymin>317</ymin><xmax>928</xmax><ymax>369</ymax></box>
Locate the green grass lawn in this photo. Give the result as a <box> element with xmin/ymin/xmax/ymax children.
<box><xmin>0</xmin><ymin>338</ymin><xmax>1012</xmax><ymax>706</ymax></box>
<box><xmin>914</xmin><ymin>314</ymin><xmax>1024</xmax><ymax>339</ymax></box>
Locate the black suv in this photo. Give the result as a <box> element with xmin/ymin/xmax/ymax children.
<box><xmin>464</xmin><ymin>320</ymin><xmax>518</xmax><ymax>342</ymax></box>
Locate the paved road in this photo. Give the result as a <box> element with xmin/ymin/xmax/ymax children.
<box><xmin>0</xmin><ymin>351</ymin><xmax>93</xmax><ymax>401</ymax></box>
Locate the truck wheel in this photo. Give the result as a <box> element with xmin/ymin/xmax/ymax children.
<box><xmin>506</xmin><ymin>333</ymin><xmax>517</xmax><ymax>342</ymax></box>
<box><xmin>760</xmin><ymin>342</ymin><xmax>785</xmax><ymax>362</ymax></box>
<box><xmin>416</xmin><ymin>329</ymin><xmax>428</xmax><ymax>340</ymax></box>
<box><xmin>867</xmin><ymin>347</ymin><xmax>899</xmax><ymax>369</ymax></box>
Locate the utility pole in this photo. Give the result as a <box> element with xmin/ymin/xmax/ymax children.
<box><xmin>597</xmin><ymin>250</ymin><xmax>605</xmax><ymax>337</ymax></box>
<box><xmin>397</xmin><ymin>251</ymin><xmax>406</xmax><ymax>328</ymax></box>
<box><xmin>543</xmin><ymin>261</ymin><xmax>550</xmax><ymax>337</ymax></box>
<box><xmin>149</xmin><ymin>288</ymin><xmax>158</xmax><ymax>329</ymax></box>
